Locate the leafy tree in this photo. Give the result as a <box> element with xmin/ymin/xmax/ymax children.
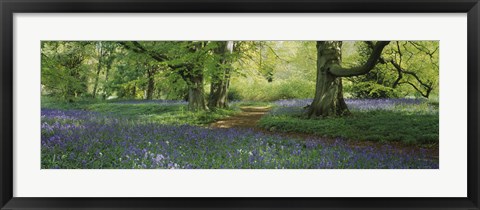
<box><xmin>108</xmin><ymin>49</ymin><xmax>157</xmax><ymax>99</ymax></box>
<box><xmin>41</xmin><ymin>41</ymin><xmax>91</xmax><ymax>101</ymax></box>
<box><xmin>345</xmin><ymin>41</ymin><xmax>438</xmax><ymax>98</ymax></box>
<box><xmin>117</xmin><ymin>41</ymin><xmax>211</xmax><ymax>111</ymax></box>
<box><xmin>383</xmin><ymin>41</ymin><xmax>438</xmax><ymax>98</ymax></box>
<box><xmin>40</xmin><ymin>40</ymin><xmax>438</xmax><ymax>116</ymax></box>
<box><xmin>208</xmin><ymin>41</ymin><xmax>235</xmax><ymax>109</ymax></box>
<box><xmin>306</xmin><ymin>41</ymin><xmax>390</xmax><ymax>118</ymax></box>
<box><xmin>92</xmin><ymin>41</ymin><xmax>118</xmax><ymax>99</ymax></box>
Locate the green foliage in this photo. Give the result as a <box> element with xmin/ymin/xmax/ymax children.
<box><xmin>229</xmin><ymin>41</ymin><xmax>320</xmax><ymax>101</ymax></box>
<box><xmin>41</xmin><ymin>40</ymin><xmax>439</xmax><ymax>110</ymax></box>
<box><xmin>41</xmin><ymin>40</ymin><xmax>439</xmax><ymax>102</ymax></box>
<box><xmin>41</xmin><ymin>96</ymin><xmax>102</xmax><ymax>110</ymax></box>
<box><xmin>346</xmin><ymin>82</ymin><xmax>400</xmax><ymax>98</ymax></box>
<box><xmin>258</xmin><ymin>103</ymin><xmax>438</xmax><ymax>145</ymax></box>
<box><xmin>230</xmin><ymin>78</ymin><xmax>315</xmax><ymax>101</ymax></box>
<box><xmin>41</xmin><ymin>41</ymin><xmax>92</xmax><ymax>101</ymax></box>
<box><xmin>227</xmin><ymin>88</ymin><xmax>243</xmax><ymax>101</ymax></box>
<box><xmin>155</xmin><ymin>72</ymin><xmax>189</xmax><ymax>100</ymax></box>
<box><xmin>343</xmin><ymin>41</ymin><xmax>439</xmax><ymax>98</ymax></box>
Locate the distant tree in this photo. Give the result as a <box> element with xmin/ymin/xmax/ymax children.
<box><xmin>92</xmin><ymin>41</ymin><xmax>118</xmax><ymax>99</ymax></box>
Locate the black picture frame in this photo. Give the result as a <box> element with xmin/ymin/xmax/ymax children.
<box><xmin>1</xmin><ymin>0</ymin><xmax>479</xmax><ymax>209</ymax></box>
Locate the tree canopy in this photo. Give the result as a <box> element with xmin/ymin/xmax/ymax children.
<box><xmin>41</xmin><ymin>40</ymin><xmax>439</xmax><ymax>113</ymax></box>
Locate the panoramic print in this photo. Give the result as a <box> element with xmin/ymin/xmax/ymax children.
<box><xmin>41</xmin><ymin>41</ymin><xmax>439</xmax><ymax>169</ymax></box>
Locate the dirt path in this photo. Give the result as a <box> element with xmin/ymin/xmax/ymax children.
<box><xmin>209</xmin><ymin>106</ymin><xmax>271</xmax><ymax>128</ymax></box>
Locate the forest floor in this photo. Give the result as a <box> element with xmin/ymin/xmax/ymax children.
<box><xmin>209</xmin><ymin>106</ymin><xmax>271</xmax><ymax>128</ymax></box>
<box><xmin>41</xmin><ymin>99</ymin><xmax>439</xmax><ymax>169</ymax></box>
<box><xmin>210</xmin><ymin>106</ymin><xmax>439</xmax><ymax>160</ymax></box>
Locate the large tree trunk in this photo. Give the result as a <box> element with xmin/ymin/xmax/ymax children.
<box><xmin>307</xmin><ymin>41</ymin><xmax>390</xmax><ymax>118</ymax></box>
<box><xmin>209</xmin><ymin>77</ymin><xmax>229</xmax><ymax>109</ymax></box>
<box><xmin>188</xmin><ymin>74</ymin><xmax>208</xmax><ymax>111</ymax></box>
<box><xmin>307</xmin><ymin>41</ymin><xmax>349</xmax><ymax>118</ymax></box>
<box><xmin>145</xmin><ymin>68</ymin><xmax>155</xmax><ymax>100</ymax></box>
<box><xmin>208</xmin><ymin>41</ymin><xmax>233</xmax><ymax>109</ymax></box>
<box><xmin>146</xmin><ymin>77</ymin><xmax>154</xmax><ymax>100</ymax></box>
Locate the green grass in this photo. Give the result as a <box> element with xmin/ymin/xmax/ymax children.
<box><xmin>134</xmin><ymin>106</ymin><xmax>240</xmax><ymax>125</ymax></box>
<box><xmin>258</xmin><ymin>110</ymin><xmax>439</xmax><ymax>145</ymax></box>
<box><xmin>41</xmin><ymin>96</ymin><xmax>102</xmax><ymax>110</ymax></box>
<box><xmin>41</xmin><ymin>97</ymin><xmax>240</xmax><ymax>126</ymax></box>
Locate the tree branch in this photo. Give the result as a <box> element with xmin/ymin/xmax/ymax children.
<box><xmin>329</xmin><ymin>41</ymin><xmax>390</xmax><ymax>77</ymax></box>
<box><xmin>264</xmin><ymin>43</ymin><xmax>290</xmax><ymax>63</ymax></box>
<box><xmin>364</xmin><ymin>40</ymin><xmax>435</xmax><ymax>98</ymax></box>
<box><xmin>389</xmin><ymin>59</ymin><xmax>433</xmax><ymax>98</ymax></box>
<box><xmin>117</xmin><ymin>41</ymin><xmax>193</xmax><ymax>73</ymax></box>
<box><xmin>117</xmin><ymin>41</ymin><xmax>168</xmax><ymax>62</ymax></box>
<box><xmin>399</xmin><ymin>81</ymin><xmax>432</xmax><ymax>98</ymax></box>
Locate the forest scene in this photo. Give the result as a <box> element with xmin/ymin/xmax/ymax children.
<box><xmin>41</xmin><ymin>40</ymin><xmax>439</xmax><ymax>169</ymax></box>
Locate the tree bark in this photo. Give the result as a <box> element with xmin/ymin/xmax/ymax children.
<box><xmin>173</xmin><ymin>65</ymin><xmax>208</xmax><ymax>111</ymax></box>
<box><xmin>187</xmin><ymin>73</ymin><xmax>208</xmax><ymax>111</ymax></box>
<box><xmin>92</xmin><ymin>60</ymin><xmax>102</xmax><ymax>98</ymax></box>
<box><xmin>307</xmin><ymin>41</ymin><xmax>350</xmax><ymax>118</ymax></box>
<box><xmin>145</xmin><ymin>68</ymin><xmax>155</xmax><ymax>100</ymax></box>
<box><xmin>307</xmin><ymin>41</ymin><xmax>390</xmax><ymax>118</ymax></box>
<box><xmin>132</xmin><ymin>82</ymin><xmax>137</xmax><ymax>97</ymax></box>
<box><xmin>208</xmin><ymin>41</ymin><xmax>233</xmax><ymax>109</ymax></box>
<box><xmin>328</xmin><ymin>41</ymin><xmax>390</xmax><ymax>77</ymax></box>
<box><xmin>209</xmin><ymin>77</ymin><xmax>229</xmax><ymax>109</ymax></box>
<box><xmin>64</xmin><ymin>54</ymin><xmax>84</xmax><ymax>102</ymax></box>
<box><xmin>185</xmin><ymin>42</ymin><xmax>209</xmax><ymax>111</ymax></box>
<box><xmin>93</xmin><ymin>42</ymin><xmax>103</xmax><ymax>98</ymax></box>
<box><xmin>102</xmin><ymin>61</ymin><xmax>112</xmax><ymax>100</ymax></box>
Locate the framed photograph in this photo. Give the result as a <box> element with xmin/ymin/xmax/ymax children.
<box><xmin>1</xmin><ymin>0</ymin><xmax>479</xmax><ymax>209</ymax></box>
